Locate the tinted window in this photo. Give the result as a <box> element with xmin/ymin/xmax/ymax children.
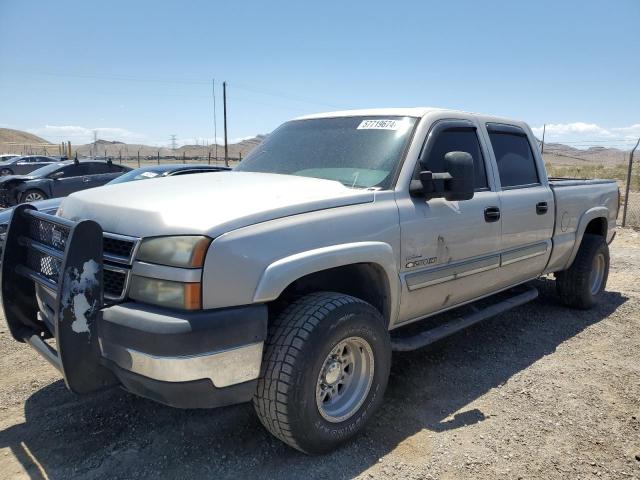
<box><xmin>422</xmin><ymin>128</ymin><xmax>488</xmax><ymax>190</ymax></box>
<box><xmin>488</xmin><ymin>131</ymin><xmax>539</xmax><ymax>188</ymax></box>
<box><xmin>86</xmin><ymin>162</ymin><xmax>112</xmax><ymax>174</ymax></box>
<box><xmin>59</xmin><ymin>164</ymin><xmax>90</xmax><ymax>177</ymax></box>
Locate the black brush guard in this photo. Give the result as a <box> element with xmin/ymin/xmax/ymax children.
<box><xmin>1</xmin><ymin>204</ymin><xmax>117</xmax><ymax>393</ymax></box>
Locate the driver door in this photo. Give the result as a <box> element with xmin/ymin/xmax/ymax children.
<box><xmin>396</xmin><ymin>119</ymin><xmax>502</xmax><ymax>324</ymax></box>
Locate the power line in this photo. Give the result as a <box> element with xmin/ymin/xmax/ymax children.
<box><xmin>11</xmin><ymin>71</ymin><xmax>350</xmax><ymax>109</ymax></box>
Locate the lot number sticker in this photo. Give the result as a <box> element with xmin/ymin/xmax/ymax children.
<box><xmin>357</xmin><ymin>119</ymin><xmax>401</xmax><ymax>130</ymax></box>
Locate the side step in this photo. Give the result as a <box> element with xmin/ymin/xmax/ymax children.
<box><xmin>391</xmin><ymin>286</ymin><xmax>539</xmax><ymax>352</ymax></box>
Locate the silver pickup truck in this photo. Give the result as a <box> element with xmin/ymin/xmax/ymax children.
<box><xmin>1</xmin><ymin>108</ymin><xmax>619</xmax><ymax>454</ymax></box>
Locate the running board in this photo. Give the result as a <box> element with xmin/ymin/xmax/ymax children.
<box><xmin>391</xmin><ymin>286</ymin><xmax>539</xmax><ymax>352</ymax></box>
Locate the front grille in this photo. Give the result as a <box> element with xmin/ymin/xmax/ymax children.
<box><xmin>102</xmin><ymin>232</ymin><xmax>137</xmax><ymax>300</ymax></box>
<box><xmin>0</xmin><ymin>188</ymin><xmax>12</xmax><ymax>207</ymax></box>
<box><xmin>103</xmin><ymin>235</ymin><xmax>135</xmax><ymax>261</ymax></box>
<box><xmin>11</xmin><ymin>210</ymin><xmax>137</xmax><ymax>301</ymax></box>
<box><xmin>104</xmin><ymin>268</ymin><xmax>127</xmax><ymax>299</ymax></box>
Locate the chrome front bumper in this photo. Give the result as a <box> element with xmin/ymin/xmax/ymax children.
<box><xmin>100</xmin><ymin>341</ymin><xmax>264</xmax><ymax>388</ymax></box>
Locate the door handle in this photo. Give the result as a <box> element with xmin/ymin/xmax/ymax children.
<box><xmin>82</xmin><ymin>177</ymin><xmax>91</xmax><ymax>183</ymax></box>
<box><xmin>536</xmin><ymin>201</ymin><xmax>548</xmax><ymax>215</ymax></box>
<box><xmin>484</xmin><ymin>206</ymin><xmax>501</xmax><ymax>222</ymax></box>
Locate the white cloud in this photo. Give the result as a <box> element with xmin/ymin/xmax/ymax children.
<box><xmin>531</xmin><ymin>122</ymin><xmax>640</xmax><ymax>149</ymax></box>
<box><xmin>27</xmin><ymin>125</ymin><xmax>148</xmax><ymax>144</ymax></box>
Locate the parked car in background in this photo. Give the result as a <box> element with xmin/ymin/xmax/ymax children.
<box><xmin>0</xmin><ymin>154</ymin><xmax>20</xmax><ymax>165</ymax></box>
<box><xmin>0</xmin><ymin>155</ymin><xmax>59</xmax><ymax>176</ymax></box>
<box><xmin>0</xmin><ymin>163</ymin><xmax>230</xmax><ymax>259</ymax></box>
<box><xmin>106</xmin><ymin>163</ymin><xmax>230</xmax><ymax>185</ymax></box>
<box><xmin>0</xmin><ymin>159</ymin><xmax>131</xmax><ymax>206</ymax></box>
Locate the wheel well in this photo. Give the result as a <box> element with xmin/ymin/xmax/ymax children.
<box><xmin>272</xmin><ymin>263</ymin><xmax>392</xmax><ymax>326</ymax></box>
<box><xmin>584</xmin><ymin>217</ymin><xmax>607</xmax><ymax>237</ymax></box>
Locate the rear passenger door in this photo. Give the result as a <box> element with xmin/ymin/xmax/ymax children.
<box><xmin>85</xmin><ymin>162</ymin><xmax>124</xmax><ymax>186</ymax></box>
<box><xmin>483</xmin><ymin>123</ymin><xmax>554</xmax><ymax>284</ymax></box>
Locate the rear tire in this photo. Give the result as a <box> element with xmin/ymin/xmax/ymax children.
<box><xmin>21</xmin><ymin>189</ymin><xmax>48</xmax><ymax>203</ymax></box>
<box><xmin>555</xmin><ymin>234</ymin><xmax>609</xmax><ymax>309</ymax></box>
<box><xmin>253</xmin><ymin>291</ymin><xmax>391</xmax><ymax>454</ymax></box>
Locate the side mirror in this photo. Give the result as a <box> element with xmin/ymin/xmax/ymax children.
<box><xmin>49</xmin><ymin>171</ymin><xmax>64</xmax><ymax>179</ymax></box>
<box><xmin>442</xmin><ymin>151</ymin><xmax>474</xmax><ymax>201</ymax></box>
<box><xmin>410</xmin><ymin>151</ymin><xmax>475</xmax><ymax>201</ymax></box>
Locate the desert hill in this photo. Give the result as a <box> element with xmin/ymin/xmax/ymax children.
<box><xmin>0</xmin><ymin>128</ymin><xmax>50</xmax><ymax>146</ymax></box>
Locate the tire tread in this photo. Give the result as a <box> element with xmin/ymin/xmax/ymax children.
<box><xmin>253</xmin><ymin>291</ymin><xmax>367</xmax><ymax>451</ymax></box>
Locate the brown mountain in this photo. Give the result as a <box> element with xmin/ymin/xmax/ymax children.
<box><xmin>0</xmin><ymin>128</ymin><xmax>50</xmax><ymax>146</ymax></box>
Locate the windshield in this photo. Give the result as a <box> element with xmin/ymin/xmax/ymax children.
<box><xmin>235</xmin><ymin>116</ymin><xmax>417</xmax><ymax>189</ymax></box>
<box><xmin>107</xmin><ymin>168</ymin><xmax>166</xmax><ymax>185</ymax></box>
<box><xmin>27</xmin><ymin>163</ymin><xmax>67</xmax><ymax>177</ymax></box>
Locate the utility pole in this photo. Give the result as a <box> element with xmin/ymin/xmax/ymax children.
<box><xmin>622</xmin><ymin>136</ymin><xmax>640</xmax><ymax>227</ymax></box>
<box><xmin>170</xmin><ymin>134</ymin><xmax>178</xmax><ymax>152</ymax></box>
<box><xmin>212</xmin><ymin>79</ymin><xmax>218</xmax><ymax>161</ymax></box>
<box><xmin>223</xmin><ymin>81</ymin><xmax>228</xmax><ymax>167</ymax></box>
<box><xmin>93</xmin><ymin>130</ymin><xmax>98</xmax><ymax>159</ymax></box>
<box><xmin>541</xmin><ymin>124</ymin><xmax>546</xmax><ymax>155</ymax></box>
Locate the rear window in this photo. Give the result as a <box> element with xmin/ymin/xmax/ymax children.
<box><xmin>487</xmin><ymin>126</ymin><xmax>539</xmax><ymax>188</ymax></box>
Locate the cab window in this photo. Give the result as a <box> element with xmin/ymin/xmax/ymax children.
<box><xmin>421</xmin><ymin>128</ymin><xmax>488</xmax><ymax>190</ymax></box>
<box><xmin>487</xmin><ymin>124</ymin><xmax>539</xmax><ymax>188</ymax></box>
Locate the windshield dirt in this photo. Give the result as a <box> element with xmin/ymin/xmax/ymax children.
<box><xmin>235</xmin><ymin>116</ymin><xmax>417</xmax><ymax>189</ymax></box>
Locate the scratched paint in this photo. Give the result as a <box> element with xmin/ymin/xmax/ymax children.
<box><xmin>61</xmin><ymin>259</ymin><xmax>101</xmax><ymax>334</ymax></box>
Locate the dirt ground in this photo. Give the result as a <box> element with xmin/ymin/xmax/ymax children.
<box><xmin>0</xmin><ymin>230</ymin><xmax>639</xmax><ymax>480</ymax></box>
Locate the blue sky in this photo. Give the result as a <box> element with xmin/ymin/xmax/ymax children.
<box><xmin>0</xmin><ymin>0</ymin><xmax>638</xmax><ymax>148</ymax></box>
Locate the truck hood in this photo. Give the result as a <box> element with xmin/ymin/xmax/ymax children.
<box><xmin>58</xmin><ymin>171</ymin><xmax>375</xmax><ymax>237</ymax></box>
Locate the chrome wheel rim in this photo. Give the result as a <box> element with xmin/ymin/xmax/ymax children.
<box><xmin>0</xmin><ymin>169</ymin><xmax>11</xmax><ymax>176</ymax></box>
<box><xmin>589</xmin><ymin>252</ymin><xmax>605</xmax><ymax>295</ymax></box>
<box><xmin>24</xmin><ymin>192</ymin><xmax>44</xmax><ymax>202</ymax></box>
<box><xmin>316</xmin><ymin>336</ymin><xmax>374</xmax><ymax>423</ymax></box>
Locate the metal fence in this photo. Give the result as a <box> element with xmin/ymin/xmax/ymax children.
<box><xmin>104</xmin><ymin>153</ymin><xmax>241</xmax><ymax>169</ymax></box>
<box><xmin>3</xmin><ymin>141</ymin><xmax>640</xmax><ymax>228</ymax></box>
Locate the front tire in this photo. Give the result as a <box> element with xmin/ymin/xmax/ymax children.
<box><xmin>555</xmin><ymin>234</ymin><xmax>609</xmax><ymax>309</ymax></box>
<box><xmin>253</xmin><ymin>291</ymin><xmax>391</xmax><ymax>454</ymax></box>
<box><xmin>0</xmin><ymin>168</ymin><xmax>13</xmax><ymax>176</ymax></box>
<box><xmin>21</xmin><ymin>189</ymin><xmax>48</xmax><ymax>203</ymax></box>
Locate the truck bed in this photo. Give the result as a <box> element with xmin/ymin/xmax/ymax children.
<box><xmin>545</xmin><ymin>178</ymin><xmax>618</xmax><ymax>273</ymax></box>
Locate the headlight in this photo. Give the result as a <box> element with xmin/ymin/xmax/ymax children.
<box><xmin>129</xmin><ymin>275</ymin><xmax>201</xmax><ymax>310</ymax></box>
<box><xmin>136</xmin><ymin>236</ymin><xmax>211</xmax><ymax>268</ymax></box>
